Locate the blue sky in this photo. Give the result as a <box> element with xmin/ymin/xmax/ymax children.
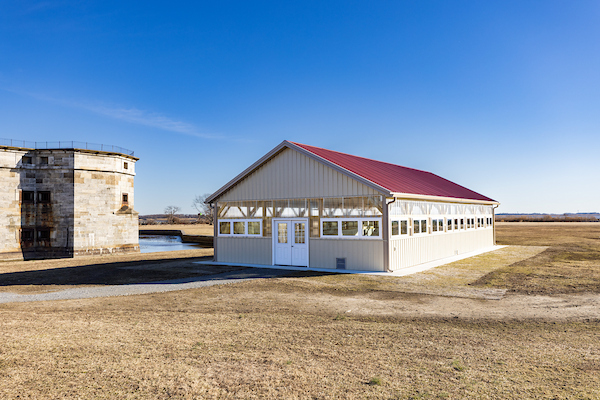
<box><xmin>1</xmin><ymin>1</ymin><xmax>598</xmax><ymax>214</ymax></box>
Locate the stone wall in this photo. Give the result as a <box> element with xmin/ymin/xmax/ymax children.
<box><xmin>0</xmin><ymin>146</ymin><xmax>139</xmax><ymax>260</ymax></box>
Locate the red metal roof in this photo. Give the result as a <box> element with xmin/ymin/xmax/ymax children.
<box><xmin>290</xmin><ymin>141</ymin><xmax>496</xmax><ymax>203</ymax></box>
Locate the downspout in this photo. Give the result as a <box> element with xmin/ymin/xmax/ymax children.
<box><xmin>383</xmin><ymin>197</ymin><xmax>396</xmax><ymax>272</ymax></box>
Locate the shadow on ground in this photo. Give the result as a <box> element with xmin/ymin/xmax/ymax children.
<box><xmin>0</xmin><ymin>255</ymin><xmax>334</xmax><ymax>290</ymax></box>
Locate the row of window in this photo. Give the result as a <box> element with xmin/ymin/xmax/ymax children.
<box><xmin>20</xmin><ymin>228</ymin><xmax>51</xmax><ymax>242</ymax></box>
<box><xmin>321</xmin><ymin>218</ymin><xmax>381</xmax><ymax>238</ymax></box>
<box><xmin>219</xmin><ymin>219</ymin><xmax>263</xmax><ymax>237</ymax></box>
<box><xmin>21</xmin><ymin>191</ymin><xmax>51</xmax><ymax>204</ymax></box>
<box><xmin>218</xmin><ymin>217</ymin><xmax>493</xmax><ymax>239</ymax></box>
<box><xmin>391</xmin><ymin>217</ymin><xmax>494</xmax><ymax>236</ymax></box>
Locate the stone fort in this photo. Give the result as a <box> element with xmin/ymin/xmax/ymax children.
<box><xmin>0</xmin><ymin>140</ymin><xmax>139</xmax><ymax>259</ymax></box>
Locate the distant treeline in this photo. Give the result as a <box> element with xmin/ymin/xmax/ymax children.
<box><xmin>496</xmin><ymin>214</ymin><xmax>600</xmax><ymax>223</ymax></box>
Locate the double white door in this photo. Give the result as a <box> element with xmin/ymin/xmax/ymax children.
<box><xmin>274</xmin><ymin>219</ymin><xmax>308</xmax><ymax>267</ymax></box>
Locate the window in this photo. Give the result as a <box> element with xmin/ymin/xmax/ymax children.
<box><xmin>322</xmin><ymin>221</ymin><xmax>338</xmax><ymax>236</ymax></box>
<box><xmin>38</xmin><ymin>191</ymin><xmax>51</xmax><ymax>203</ymax></box>
<box><xmin>22</xmin><ymin>191</ymin><xmax>35</xmax><ymax>203</ymax></box>
<box><xmin>414</xmin><ymin>220</ymin><xmax>420</xmax><ymax>234</ymax></box>
<box><xmin>438</xmin><ymin>219</ymin><xmax>444</xmax><ymax>232</ymax></box>
<box><xmin>248</xmin><ymin>221</ymin><xmax>261</xmax><ymax>235</ymax></box>
<box><xmin>294</xmin><ymin>222</ymin><xmax>306</xmax><ymax>244</ymax></box>
<box><xmin>460</xmin><ymin>219</ymin><xmax>465</xmax><ymax>230</ymax></box>
<box><xmin>362</xmin><ymin>220</ymin><xmax>379</xmax><ymax>237</ymax></box>
<box><xmin>321</xmin><ymin>218</ymin><xmax>382</xmax><ymax>239</ymax></box>
<box><xmin>278</xmin><ymin>223</ymin><xmax>288</xmax><ymax>243</ymax></box>
<box><xmin>40</xmin><ymin>156</ymin><xmax>48</xmax><ymax>165</ymax></box>
<box><xmin>22</xmin><ymin>156</ymin><xmax>33</xmax><ymax>165</ymax></box>
<box><xmin>37</xmin><ymin>228</ymin><xmax>51</xmax><ymax>240</ymax></box>
<box><xmin>233</xmin><ymin>221</ymin><xmax>245</xmax><ymax>235</ymax></box>
<box><xmin>391</xmin><ymin>221</ymin><xmax>399</xmax><ymax>236</ymax></box>
<box><xmin>432</xmin><ymin>219</ymin><xmax>438</xmax><ymax>232</ymax></box>
<box><xmin>124</xmin><ymin>162</ymin><xmax>128</xmax><ymax>169</ymax></box>
<box><xmin>401</xmin><ymin>221</ymin><xmax>408</xmax><ymax>235</ymax></box>
<box><xmin>21</xmin><ymin>228</ymin><xmax>34</xmax><ymax>242</ymax></box>
<box><xmin>447</xmin><ymin>219</ymin><xmax>453</xmax><ymax>231</ymax></box>
<box><xmin>122</xmin><ymin>193</ymin><xmax>129</xmax><ymax>204</ymax></box>
<box><xmin>415</xmin><ymin>219</ymin><xmax>427</xmax><ymax>234</ymax></box>
<box><xmin>219</xmin><ymin>221</ymin><xmax>231</xmax><ymax>235</ymax></box>
<box><xmin>218</xmin><ymin>219</ymin><xmax>263</xmax><ymax>237</ymax></box>
<box><xmin>342</xmin><ymin>220</ymin><xmax>359</xmax><ymax>236</ymax></box>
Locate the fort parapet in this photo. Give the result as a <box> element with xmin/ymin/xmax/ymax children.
<box><xmin>1</xmin><ymin>141</ymin><xmax>139</xmax><ymax>259</ymax></box>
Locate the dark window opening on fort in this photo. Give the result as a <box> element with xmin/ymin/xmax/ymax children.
<box><xmin>122</xmin><ymin>193</ymin><xmax>129</xmax><ymax>204</ymax></box>
<box><xmin>124</xmin><ymin>162</ymin><xmax>128</xmax><ymax>169</ymax></box>
<box><xmin>21</xmin><ymin>229</ymin><xmax>34</xmax><ymax>242</ymax></box>
<box><xmin>22</xmin><ymin>156</ymin><xmax>33</xmax><ymax>164</ymax></box>
<box><xmin>22</xmin><ymin>191</ymin><xmax>35</xmax><ymax>203</ymax></box>
<box><xmin>38</xmin><ymin>191</ymin><xmax>51</xmax><ymax>203</ymax></box>
<box><xmin>40</xmin><ymin>156</ymin><xmax>49</xmax><ymax>165</ymax></box>
<box><xmin>37</xmin><ymin>229</ymin><xmax>51</xmax><ymax>240</ymax></box>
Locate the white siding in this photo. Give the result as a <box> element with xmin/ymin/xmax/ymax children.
<box><xmin>216</xmin><ymin>237</ymin><xmax>272</xmax><ymax>265</ymax></box>
<box><xmin>389</xmin><ymin>228</ymin><xmax>494</xmax><ymax>270</ymax></box>
<box><xmin>220</xmin><ymin>148</ymin><xmax>380</xmax><ymax>201</ymax></box>
<box><xmin>309</xmin><ymin>239</ymin><xmax>384</xmax><ymax>271</ymax></box>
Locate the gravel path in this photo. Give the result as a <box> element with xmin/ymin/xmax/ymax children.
<box><xmin>0</xmin><ymin>268</ymin><xmax>293</xmax><ymax>304</ymax></box>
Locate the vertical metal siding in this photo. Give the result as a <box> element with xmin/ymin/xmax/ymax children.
<box><xmin>220</xmin><ymin>148</ymin><xmax>380</xmax><ymax>201</ymax></box>
<box><xmin>216</xmin><ymin>237</ymin><xmax>272</xmax><ymax>265</ymax></box>
<box><xmin>309</xmin><ymin>239</ymin><xmax>384</xmax><ymax>271</ymax></box>
<box><xmin>389</xmin><ymin>229</ymin><xmax>494</xmax><ymax>270</ymax></box>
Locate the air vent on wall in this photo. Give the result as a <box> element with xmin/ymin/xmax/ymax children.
<box><xmin>336</xmin><ymin>258</ymin><xmax>346</xmax><ymax>270</ymax></box>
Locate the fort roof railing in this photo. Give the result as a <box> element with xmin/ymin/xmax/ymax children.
<box><xmin>0</xmin><ymin>138</ymin><xmax>135</xmax><ymax>156</ymax></box>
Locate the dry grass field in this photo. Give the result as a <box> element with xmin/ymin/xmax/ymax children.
<box><xmin>1</xmin><ymin>223</ymin><xmax>599</xmax><ymax>399</ymax></box>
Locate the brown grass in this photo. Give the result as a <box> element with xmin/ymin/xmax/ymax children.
<box><xmin>473</xmin><ymin>222</ymin><xmax>600</xmax><ymax>294</ymax></box>
<box><xmin>1</xmin><ymin>223</ymin><xmax>600</xmax><ymax>399</ymax></box>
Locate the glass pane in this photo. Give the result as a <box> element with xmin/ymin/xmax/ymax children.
<box><xmin>343</xmin><ymin>197</ymin><xmax>363</xmax><ymax>217</ymax></box>
<box><xmin>309</xmin><ymin>198</ymin><xmax>322</xmax><ymax>218</ymax></box>
<box><xmin>263</xmin><ymin>217</ymin><xmax>272</xmax><ymax>237</ymax></box>
<box><xmin>438</xmin><ymin>220</ymin><xmax>443</xmax><ymax>231</ymax></box>
<box><xmin>391</xmin><ymin>221</ymin><xmax>399</xmax><ymax>236</ymax></box>
<box><xmin>414</xmin><ymin>220</ymin><xmax>420</xmax><ymax>234</ymax></box>
<box><xmin>289</xmin><ymin>199</ymin><xmax>307</xmax><ymax>217</ymax></box>
<box><xmin>277</xmin><ymin>223</ymin><xmax>288</xmax><ymax>243</ymax></box>
<box><xmin>364</xmin><ymin>196</ymin><xmax>383</xmax><ymax>216</ymax></box>
<box><xmin>362</xmin><ymin>221</ymin><xmax>379</xmax><ymax>236</ymax></box>
<box><xmin>248</xmin><ymin>221</ymin><xmax>261</xmax><ymax>235</ymax></box>
<box><xmin>234</xmin><ymin>221</ymin><xmax>245</xmax><ymax>234</ymax></box>
<box><xmin>323</xmin><ymin>198</ymin><xmax>343</xmax><ymax>217</ymax></box>
<box><xmin>309</xmin><ymin>217</ymin><xmax>320</xmax><ymax>237</ymax></box>
<box><xmin>447</xmin><ymin>219</ymin><xmax>452</xmax><ymax>230</ymax></box>
<box><xmin>342</xmin><ymin>220</ymin><xmax>359</xmax><ymax>236</ymax></box>
<box><xmin>401</xmin><ymin>221</ymin><xmax>408</xmax><ymax>235</ymax></box>
<box><xmin>322</xmin><ymin>221</ymin><xmax>338</xmax><ymax>236</ymax></box>
<box><xmin>421</xmin><ymin>220</ymin><xmax>427</xmax><ymax>233</ymax></box>
<box><xmin>294</xmin><ymin>223</ymin><xmax>306</xmax><ymax>244</ymax></box>
<box><xmin>461</xmin><ymin>219</ymin><xmax>465</xmax><ymax>229</ymax></box>
<box><xmin>432</xmin><ymin>220</ymin><xmax>438</xmax><ymax>232</ymax></box>
<box><xmin>219</xmin><ymin>221</ymin><xmax>230</xmax><ymax>235</ymax></box>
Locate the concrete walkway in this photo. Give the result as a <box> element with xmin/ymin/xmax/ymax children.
<box><xmin>0</xmin><ymin>268</ymin><xmax>293</xmax><ymax>304</ymax></box>
<box><xmin>196</xmin><ymin>245</ymin><xmax>507</xmax><ymax>276</ymax></box>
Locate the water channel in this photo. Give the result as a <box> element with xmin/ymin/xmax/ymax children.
<box><xmin>139</xmin><ymin>235</ymin><xmax>205</xmax><ymax>253</ymax></box>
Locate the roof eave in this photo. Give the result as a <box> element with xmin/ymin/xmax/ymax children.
<box><xmin>391</xmin><ymin>192</ymin><xmax>500</xmax><ymax>206</ymax></box>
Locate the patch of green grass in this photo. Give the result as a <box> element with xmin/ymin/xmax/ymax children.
<box><xmin>333</xmin><ymin>313</ymin><xmax>346</xmax><ymax>321</ymax></box>
<box><xmin>452</xmin><ymin>360</ymin><xmax>465</xmax><ymax>371</ymax></box>
<box><xmin>368</xmin><ymin>376</ymin><xmax>382</xmax><ymax>386</ymax></box>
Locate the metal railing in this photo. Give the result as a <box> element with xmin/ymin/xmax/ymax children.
<box><xmin>0</xmin><ymin>138</ymin><xmax>134</xmax><ymax>156</ymax></box>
